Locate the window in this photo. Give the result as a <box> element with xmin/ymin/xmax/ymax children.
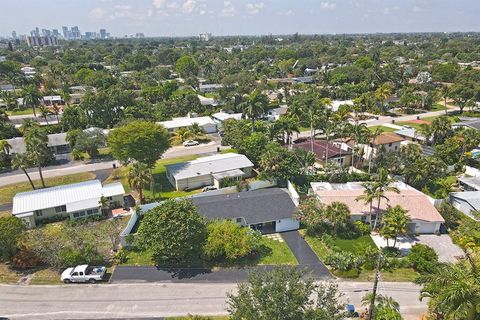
<box><xmin>236</xmin><ymin>218</ymin><xmax>242</xmax><ymax>223</ymax></box>
<box><xmin>388</xmin><ymin>143</ymin><xmax>392</xmax><ymax>147</ymax></box>
<box><xmin>87</xmin><ymin>209</ymin><xmax>93</xmax><ymax>215</ymax></box>
<box><xmin>55</xmin><ymin>205</ymin><xmax>66</xmax><ymax>213</ymax></box>
<box><xmin>34</xmin><ymin>210</ymin><xmax>42</xmax><ymax>217</ymax></box>
<box><xmin>106</xmin><ymin>196</ymin><xmax>113</xmax><ymax>200</ymax></box>
<box><xmin>92</xmin><ymin>208</ymin><xmax>99</xmax><ymax>214</ymax></box>
<box><xmin>72</xmin><ymin>272</ymin><xmax>78</xmax><ymax>276</ymax></box>
<box><xmin>394</xmin><ymin>146</ymin><xmax>398</xmax><ymax>151</ymax></box>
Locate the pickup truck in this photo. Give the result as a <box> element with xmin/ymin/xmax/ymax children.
<box><xmin>61</xmin><ymin>265</ymin><xmax>106</xmax><ymax>283</ymax></box>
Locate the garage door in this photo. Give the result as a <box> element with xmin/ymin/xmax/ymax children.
<box><xmin>275</xmin><ymin>218</ymin><xmax>300</xmax><ymax>233</ymax></box>
<box><xmin>416</xmin><ymin>222</ymin><xmax>438</xmax><ymax>234</ymax></box>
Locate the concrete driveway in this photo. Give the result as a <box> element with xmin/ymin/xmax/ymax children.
<box><xmin>413</xmin><ymin>235</ymin><xmax>464</xmax><ymax>263</ymax></box>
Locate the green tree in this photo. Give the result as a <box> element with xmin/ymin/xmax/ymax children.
<box><xmin>241</xmin><ymin>90</ymin><xmax>269</xmax><ymax>133</ymax></box>
<box><xmin>175</xmin><ymin>55</ymin><xmax>199</xmax><ymax>77</ymax></box>
<box><xmin>73</xmin><ymin>129</ymin><xmax>106</xmax><ymax>158</ymax></box>
<box><xmin>60</xmin><ymin>105</ymin><xmax>87</xmax><ymax>131</ymax></box>
<box><xmin>11</xmin><ymin>153</ymin><xmax>35</xmax><ymax>190</ymax></box>
<box><xmin>374</xmin><ymin>83</ymin><xmax>392</xmax><ymax>114</ymax></box>
<box><xmin>275</xmin><ymin>115</ymin><xmax>299</xmax><ymax>146</ymax></box>
<box><xmin>174</xmin><ymin>127</ymin><xmax>193</xmax><ymax>143</ymax></box>
<box><xmin>259</xmin><ymin>142</ymin><xmax>302</xmax><ymax>183</ymax></box>
<box><xmin>23</xmin><ymin>124</ymin><xmax>52</xmax><ymax>188</ymax></box>
<box><xmin>371</xmin><ymin>168</ymin><xmax>400</xmax><ymax>229</ymax></box>
<box><xmin>127</xmin><ymin>161</ymin><xmax>152</xmax><ymax>204</ymax></box>
<box><xmin>356</xmin><ymin>182</ymin><xmax>376</xmax><ymax>224</ymax></box>
<box><xmin>431</xmin><ymin>116</ymin><xmax>453</xmax><ymax>145</ymax></box>
<box><xmin>346</xmin><ymin>122</ymin><xmax>370</xmax><ymax>168</ymax></box>
<box><xmin>22</xmin><ymin>85</ymin><xmax>42</xmax><ymax>117</ymax></box>
<box><xmin>380</xmin><ymin>205</ymin><xmax>409</xmax><ymax>247</ymax></box>
<box><xmin>362</xmin><ymin>293</ymin><xmax>402</xmax><ymax>320</ymax></box>
<box><xmin>203</xmin><ymin>220</ymin><xmax>261</xmax><ymax>261</ymax></box>
<box><xmin>324</xmin><ymin>202</ymin><xmax>351</xmax><ymax>234</ymax></box>
<box><xmin>408</xmin><ymin>244</ymin><xmax>438</xmax><ymax>273</ymax></box>
<box><xmin>108</xmin><ymin>121</ymin><xmax>170</xmax><ymax>167</ymax></box>
<box><xmin>0</xmin><ymin>216</ymin><xmax>26</xmax><ymax>261</ymax></box>
<box><xmin>227</xmin><ymin>267</ymin><xmax>346</xmax><ymax>320</ymax></box>
<box><xmin>238</xmin><ymin>132</ymin><xmax>269</xmax><ymax>166</ymax></box>
<box><xmin>136</xmin><ymin>199</ymin><xmax>207</xmax><ymax>264</ymax></box>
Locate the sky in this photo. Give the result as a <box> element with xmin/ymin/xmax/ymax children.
<box><xmin>1</xmin><ymin>0</ymin><xmax>479</xmax><ymax>37</ymax></box>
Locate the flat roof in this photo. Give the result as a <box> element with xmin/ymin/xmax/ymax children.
<box><xmin>212</xmin><ymin>169</ymin><xmax>245</xmax><ymax>180</ymax></box>
<box><xmin>158</xmin><ymin>116</ymin><xmax>215</xmax><ymax>129</ymax></box>
<box><xmin>458</xmin><ymin>177</ymin><xmax>480</xmax><ymax>189</ymax></box>
<box><xmin>190</xmin><ymin>188</ymin><xmax>296</xmax><ymax>225</ymax></box>
<box><xmin>212</xmin><ymin>112</ymin><xmax>242</xmax><ymax>122</ymax></box>
<box><xmin>166</xmin><ymin>153</ymin><xmax>253</xmax><ymax>180</ymax></box>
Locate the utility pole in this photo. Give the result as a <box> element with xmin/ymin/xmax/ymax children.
<box><xmin>368</xmin><ymin>249</ymin><xmax>382</xmax><ymax>320</ymax></box>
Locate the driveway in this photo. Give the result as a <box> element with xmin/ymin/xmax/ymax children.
<box><xmin>281</xmin><ymin>231</ymin><xmax>331</xmax><ymax>278</ymax></box>
<box><xmin>414</xmin><ymin>234</ymin><xmax>464</xmax><ymax>263</ymax></box>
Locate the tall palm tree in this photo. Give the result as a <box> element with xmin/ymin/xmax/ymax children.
<box><xmin>127</xmin><ymin>162</ymin><xmax>152</xmax><ymax>204</ymax></box>
<box><xmin>38</xmin><ymin>105</ymin><xmax>50</xmax><ymax>125</ymax></box>
<box><xmin>241</xmin><ymin>90</ymin><xmax>269</xmax><ymax>133</ymax></box>
<box><xmin>23</xmin><ymin>125</ymin><xmax>49</xmax><ymax>188</ymax></box>
<box><xmin>418</xmin><ymin>123</ymin><xmax>433</xmax><ymax>145</ymax></box>
<box><xmin>22</xmin><ymin>85</ymin><xmax>42</xmax><ymax>117</ymax></box>
<box><xmin>11</xmin><ymin>153</ymin><xmax>35</xmax><ymax>190</ymax></box>
<box><xmin>440</xmin><ymin>84</ymin><xmax>450</xmax><ymax>115</ymax></box>
<box><xmin>356</xmin><ymin>182</ymin><xmax>376</xmax><ymax>224</ymax></box>
<box><xmin>347</xmin><ymin>122</ymin><xmax>370</xmax><ymax>168</ymax></box>
<box><xmin>275</xmin><ymin>115</ymin><xmax>299</xmax><ymax>147</ymax></box>
<box><xmin>431</xmin><ymin>116</ymin><xmax>453</xmax><ymax>144</ymax></box>
<box><xmin>190</xmin><ymin>123</ymin><xmax>205</xmax><ymax>139</ymax></box>
<box><xmin>174</xmin><ymin>127</ymin><xmax>193</xmax><ymax>143</ymax></box>
<box><xmin>0</xmin><ymin>91</ymin><xmax>17</xmax><ymax>111</ymax></box>
<box><xmin>374</xmin><ymin>83</ymin><xmax>392</xmax><ymax>114</ymax></box>
<box><xmin>368</xmin><ymin>127</ymin><xmax>383</xmax><ymax>173</ymax></box>
<box><xmin>0</xmin><ymin>139</ymin><xmax>12</xmax><ymax>156</ymax></box>
<box><xmin>371</xmin><ymin>168</ymin><xmax>400</xmax><ymax>229</ymax></box>
<box><xmin>305</xmin><ymin>97</ymin><xmax>331</xmax><ymax>153</ymax></box>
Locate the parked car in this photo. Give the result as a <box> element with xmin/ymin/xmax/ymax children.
<box><xmin>202</xmin><ymin>186</ymin><xmax>217</xmax><ymax>192</ymax></box>
<box><xmin>61</xmin><ymin>265</ymin><xmax>107</xmax><ymax>283</ymax></box>
<box><xmin>183</xmin><ymin>140</ymin><xmax>199</xmax><ymax>147</ymax></box>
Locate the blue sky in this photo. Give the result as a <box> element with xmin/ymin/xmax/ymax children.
<box><xmin>1</xmin><ymin>0</ymin><xmax>479</xmax><ymax>37</ymax></box>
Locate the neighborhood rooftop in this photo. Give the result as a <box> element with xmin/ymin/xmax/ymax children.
<box><xmin>190</xmin><ymin>188</ymin><xmax>297</xmax><ymax>225</ymax></box>
<box><xmin>371</xmin><ymin>132</ymin><xmax>405</xmax><ymax>145</ymax></box>
<box><xmin>166</xmin><ymin>153</ymin><xmax>254</xmax><ymax>180</ymax></box>
<box><xmin>293</xmin><ymin>140</ymin><xmax>351</xmax><ymax>160</ymax></box>
<box><xmin>158</xmin><ymin>116</ymin><xmax>215</xmax><ymax>129</ymax></box>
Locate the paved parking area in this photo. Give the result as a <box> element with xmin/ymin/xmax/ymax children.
<box><xmin>414</xmin><ymin>235</ymin><xmax>464</xmax><ymax>263</ymax></box>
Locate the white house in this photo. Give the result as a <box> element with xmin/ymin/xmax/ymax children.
<box><xmin>211</xmin><ymin>112</ymin><xmax>243</xmax><ymax>128</ymax></box>
<box><xmin>12</xmin><ymin>180</ymin><xmax>125</xmax><ymax>228</ymax></box>
<box><xmin>43</xmin><ymin>95</ymin><xmax>63</xmax><ymax>106</ymax></box>
<box><xmin>166</xmin><ymin>153</ymin><xmax>254</xmax><ymax>191</ymax></box>
<box><xmin>362</xmin><ymin>132</ymin><xmax>404</xmax><ymax>160</ymax></box>
<box><xmin>198</xmin><ymin>83</ymin><xmax>223</xmax><ymax>93</ymax></box>
<box><xmin>158</xmin><ymin>116</ymin><xmax>217</xmax><ymax>134</ymax></box>
<box><xmin>449</xmin><ymin>191</ymin><xmax>480</xmax><ymax>221</ymax></box>
<box><xmin>311</xmin><ymin>181</ymin><xmax>445</xmax><ymax>234</ymax></box>
<box><xmin>197</xmin><ymin>95</ymin><xmax>218</xmax><ymax>107</ymax></box>
<box><xmin>265</xmin><ymin>105</ymin><xmax>288</xmax><ymax>121</ymax></box>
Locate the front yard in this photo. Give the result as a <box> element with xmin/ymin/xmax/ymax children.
<box><xmin>119</xmin><ymin>236</ymin><xmax>297</xmax><ymax>267</ymax></box>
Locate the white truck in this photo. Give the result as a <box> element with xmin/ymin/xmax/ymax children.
<box><xmin>61</xmin><ymin>265</ymin><xmax>106</xmax><ymax>283</ymax></box>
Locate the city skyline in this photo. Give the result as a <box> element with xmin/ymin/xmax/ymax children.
<box><xmin>0</xmin><ymin>0</ymin><xmax>479</xmax><ymax>38</ymax></box>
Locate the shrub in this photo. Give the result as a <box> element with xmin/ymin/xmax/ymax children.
<box><xmin>353</xmin><ymin>221</ymin><xmax>371</xmax><ymax>236</ymax></box>
<box><xmin>408</xmin><ymin>244</ymin><xmax>438</xmax><ymax>273</ymax></box>
<box><xmin>324</xmin><ymin>251</ymin><xmax>361</xmax><ymax>271</ymax></box>
<box><xmin>382</xmin><ymin>247</ymin><xmax>401</xmax><ymax>258</ymax></box>
<box><xmin>114</xmin><ymin>250</ymin><xmax>129</xmax><ymax>264</ymax></box>
<box><xmin>67</xmin><ymin>214</ymin><xmax>106</xmax><ymax>227</ymax></box>
<box><xmin>59</xmin><ymin>244</ymin><xmax>103</xmax><ymax>267</ymax></box>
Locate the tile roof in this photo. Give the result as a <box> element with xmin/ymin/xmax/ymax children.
<box><xmin>311</xmin><ymin>182</ymin><xmax>444</xmax><ymax>223</ymax></box>
<box><xmin>293</xmin><ymin>140</ymin><xmax>351</xmax><ymax>161</ymax></box>
<box><xmin>371</xmin><ymin>132</ymin><xmax>405</xmax><ymax>145</ymax></box>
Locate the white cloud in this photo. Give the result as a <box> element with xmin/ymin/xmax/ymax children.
<box><xmin>246</xmin><ymin>2</ymin><xmax>265</xmax><ymax>15</ymax></box>
<box><xmin>152</xmin><ymin>0</ymin><xmax>167</xmax><ymax>8</ymax></box>
<box><xmin>89</xmin><ymin>7</ymin><xmax>107</xmax><ymax>19</ymax></box>
<box><xmin>182</xmin><ymin>0</ymin><xmax>196</xmax><ymax>13</ymax></box>
<box><xmin>320</xmin><ymin>2</ymin><xmax>336</xmax><ymax>10</ymax></box>
<box><xmin>220</xmin><ymin>1</ymin><xmax>235</xmax><ymax>17</ymax></box>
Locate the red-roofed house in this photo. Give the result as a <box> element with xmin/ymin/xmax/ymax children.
<box><xmin>310</xmin><ymin>181</ymin><xmax>444</xmax><ymax>234</ymax></box>
<box><xmin>292</xmin><ymin>140</ymin><xmax>352</xmax><ymax>167</ymax></box>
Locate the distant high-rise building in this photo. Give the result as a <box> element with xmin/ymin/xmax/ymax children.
<box><xmin>199</xmin><ymin>32</ymin><xmax>212</xmax><ymax>41</ymax></box>
<box><xmin>26</xmin><ymin>35</ymin><xmax>58</xmax><ymax>47</ymax></box>
<box><xmin>62</xmin><ymin>26</ymin><xmax>68</xmax><ymax>39</ymax></box>
<box><xmin>52</xmin><ymin>29</ymin><xmax>59</xmax><ymax>37</ymax></box>
<box><xmin>71</xmin><ymin>26</ymin><xmax>81</xmax><ymax>39</ymax></box>
<box><xmin>135</xmin><ymin>33</ymin><xmax>145</xmax><ymax>38</ymax></box>
<box><xmin>99</xmin><ymin>29</ymin><xmax>107</xmax><ymax>39</ymax></box>
<box><xmin>11</xmin><ymin>31</ymin><xmax>17</xmax><ymax>39</ymax></box>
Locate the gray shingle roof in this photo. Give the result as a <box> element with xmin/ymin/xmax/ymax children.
<box><xmin>190</xmin><ymin>188</ymin><xmax>296</xmax><ymax>224</ymax></box>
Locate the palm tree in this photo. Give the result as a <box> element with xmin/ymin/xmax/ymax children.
<box><xmin>380</xmin><ymin>205</ymin><xmax>409</xmax><ymax>247</ymax></box>
<box><xmin>22</xmin><ymin>85</ymin><xmax>42</xmax><ymax>117</ymax></box>
<box><xmin>368</xmin><ymin>127</ymin><xmax>383</xmax><ymax>173</ymax></box>
<box><xmin>127</xmin><ymin>162</ymin><xmax>152</xmax><ymax>204</ymax></box>
<box><xmin>11</xmin><ymin>153</ymin><xmax>35</xmax><ymax>190</ymax></box>
<box><xmin>0</xmin><ymin>139</ymin><xmax>11</xmax><ymax>156</ymax></box>
<box><xmin>275</xmin><ymin>115</ymin><xmax>299</xmax><ymax>147</ymax></box>
<box><xmin>372</xmin><ymin>168</ymin><xmax>400</xmax><ymax>229</ymax></box>
<box><xmin>418</xmin><ymin>123</ymin><xmax>433</xmax><ymax>145</ymax></box>
<box><xmin>374</xmin><ymin>83</ymin><xmax>392</xmax><ymax>114</ymax></box>
<box><xmin>190</xmin><ymin>123</ymin><xmax>205</xmax><ymax>139</ymax></box>
<box><xmin>305</xmin><ymin>96</ymin><xmax>331</xmax><ymax>153</ymax></box>
<box><xmin>23</xmin><ymin>125</ymin><xmax>49</xmax><ymax>188</ymax></box>
<box><xmin>174</xmin><ymin>127</ymin><xmax>193</xmax><ymax>143</ymax></box>
<box><xmin>440</xmin><ymin>84</ymin><xmax>450</xmax><ymax>115</ymax></box>
<box><xmin>98</xmin><ymin>196</ymin><xmax>110</xmax><ymax>214</ymax></box>
<box><xmin>324</xmin><ymin>201</ymin><xmax>350</xmax><ymax>234</ymax></box>
<box><xmin>0</xmin><ymin>91</ymin><xmax>17</xmax><ymax>111</ymax></box>
<box><xmin>347</xmin><ymin>122</ymin><xmax>370</xmax><ymax>168</ymax></box>
<box><xmin>241</xmin><ymin>90</ymin><xmax>269</xmax><ymax>133</ymax></box>
<box><xmin>38</xmin><ymin>105</ymin><xmax>50</xmax><ymax>125</ymax></box>
<box><xmin>356</xmin><ymin>182</ymin><xmax>376</xmax><ymax>224</ymax></box>
<box><xmin>431</xmin><ymin>116</ymin><xmax>453</xmax><ymax>144</ymax></box>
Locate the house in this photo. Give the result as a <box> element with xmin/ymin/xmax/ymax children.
<box><xmin>292</xmin><ymin>140</ymin><xmax>352</xmax><ymax>167</ymax></box>
<box><xmin>394</xmin><ymin>127</ymin><xmax>426</xmax><ymax>143</ymax></box>
<box><xmin>43</xmin><ymin>95</ymin><xmax>63</xmax><ymax>106</ymax></box>
<box><xmin>12</xmin><ymin>180</ymin><xmax>125</xmax><ymax>228</ymax></box>
<box><xmin>363</xmin><ymin>132</ymin><xmax>404</xmax><ymax>160</ymax></box>
<box><xmin>449</xmin><ymin>191</ymin><xmax>480</xmax><ymax>221</ymax></box>
<box><xmin>197</xmin><ymin>95</ymin><xmax>218</xmax><ymax>107</ymax></box>
<box><xmin>458</xmin><ymin>176</ymin><xmax>480</xmax><ymax>191</ymax></box>
<box><xmin>191</xmin><ymin>188</ymin><xmax>299</xmax><ymax>233</ymax></box>
<box><xmin>310</xmin><ymin>181</ymin><xmax>445</xmax><ymax>234</ymax></box>
<box><xmin>452</xmin><ymin>118</ymin><xmax>480</xmax><ymax>131</ymax></box>
<box><xmin>166</xmin><ymin>153</ymin><xmax>254</xmax><ymax>191</ymax></box>
<box><xmin>328</xmin><ymin>100</ymin><xmax>353</xmax><ymax>112</ymax></box>
<box><xmin>6</xmin><ymin>132</ymin><xmax>70</xmax><ymax>155</ymax></box>
<box><xmin>265</xmin><ymin>105</ymin><xmax>288</xmax><ymax>121</ymax></box>
<box><xmin>0</xmin><ymin>84</ymin><xmax>14</xmax><ymax>92</ymax></box>
<box><xmin>198</xmin><ymin>83</ymin><xmax>223</xmax><ymax>93</ymax></box>
<box><xmin>211</xmin><ymin>112</ymin><xmax>242</xmax><ymax>129</ymax></box>
<box><xmin>158</xmin><ymin>116</ymin><xmax>217</xmax><ymax>134</ymax></box>
<box><xmin>21</xmin><ymin>66</ymin><xmax>36</xmax><ymax>77</ymax></box>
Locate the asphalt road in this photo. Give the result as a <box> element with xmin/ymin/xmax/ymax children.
<box><xmin>0</xmin><ymin>281</ymin><xmax>427</xmax><ymax>319</ymax></box>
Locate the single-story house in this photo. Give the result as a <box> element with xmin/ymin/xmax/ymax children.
<box><xmin>166</xmin><ymin>153</ymin><xmax>254</xmax><ymax>191</ymax></box>
<box><xmin>6</xmin><ymin>132</ymin><xmax>70</xmax><ymax>155</ymax></box>
<box><xmin>328</xmin><ymin>100</ymin><xmax>353</xmax><ymax>112</ymax></box>
<box><xmin>452</xmin><ymin>118</ymin><xmax>480</xmax><ymax>131</ymax></box>
<box><xmin>191</xmin><ymin>188</ymin><xmax>299</xmax><ymax>233</ymax></box>
<box><xmin>265</xmin><ymin>105</ymin><xmax>288</xmax><ymax>121</ymax></box>
<box><xmin>212</xmin><ymin>112</ymin><xmax>243</xmax><ymax>128</ymax></box>
<box><xmin>12</xmin><ymin>180</ymin><xmax>125</xmax><ymax>228</ymax></box>
<box><xmin>310</xmin><ymin>181</ymin><xmax>445</xmax><ymax>234</ymax></box>
<box><xmin>197</xmin><ymin>95</ymin><xmax>218</xmax><ymax>107</ymax></box>
<box><xmin>158</xmin><ymin>116</ymin><xmax>217</xmax><ymax>134</ymax></box>
<box><xmin>199</xmin><ymin>83</ymin><xmax>223</xmax><ymax>93</ymax></box>
<box><xmin>394</xmin><ymin>127</ymin><xmax>426</xmax><ymax>143</ymax></box>
<box><xmin>43</xmin><ymin>95</ymin><xmax>63</xmax><ymax>106</ymax></box>
<box><xmin>449</xmin><ymin>191</ymin><xmax>480</xmax><ymax>221</ymax></box>
<box><xmin>292</xmin><ymin>140</ymin><xmax>352</xmax><ymax>167</ymax></box>
<box><xmin>458</xmin><ymin>176</ymin><xmax>480</xmax><ymax>191</ymax></box>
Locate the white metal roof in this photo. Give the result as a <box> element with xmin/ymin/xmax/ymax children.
<box><xmin>167</xmin><ymin>153</ymin><xmax>254</xmax><ymax>180</ymax></box>
<box><xmin>212</xmin><ymin>169</ymin><xmax>245</xmax><ymax>180</ymax></box>
<box><xmin>12</xmin><ymin>180</ymin><xmax>125</xmax><ymax>215</ymax></box>
<box><xmin>158</xmin><ymin>116</ymin><xmax>215</xmax><ymax>129</ymax></box>
<box><xmin>212</xmin><ymin>112</ymin><xmax>242</xmax><ymax>122</ymax></box>
<box><xmin>102</xmin><ymin>182</ymin><xmax>125</xmax><ymax>197</ymax></box>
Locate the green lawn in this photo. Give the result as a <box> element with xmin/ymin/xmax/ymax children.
<box><xmin>368</xmin><ymin>125</ymin><xmax>397</xmax><ymax>133</ymax></box>
<box><xmin>331</xmin><ymin>235</ymin><xmax>377</xmax><ymax>255</ymax></box>
<box><xmin>167</xmin><ymin>316</ymin><xmax>229</xmax><ymax>320</ymax></box>
<box><xmin>120</xmin><ymin>236</ymin><xmax>297</xmax><ymax>267</ymax></box>
<box><xmin>355</xmin><ymin>268</ymin><xmax>419</xmax><ymax>282</ymax></box>
<box><xmin>6</xmin><ymin>108</ymin><xmax>39</xmax><ymax>116</ymax></box>
<box><xmin>395</xmin><ymin>121</ymin><xmax>425</xmax><ymax>130</ymax></box>
<box><xmin>0</xmin><ymin>172</ymin><xmax>96</xmax><ymax>205</ymax></box>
